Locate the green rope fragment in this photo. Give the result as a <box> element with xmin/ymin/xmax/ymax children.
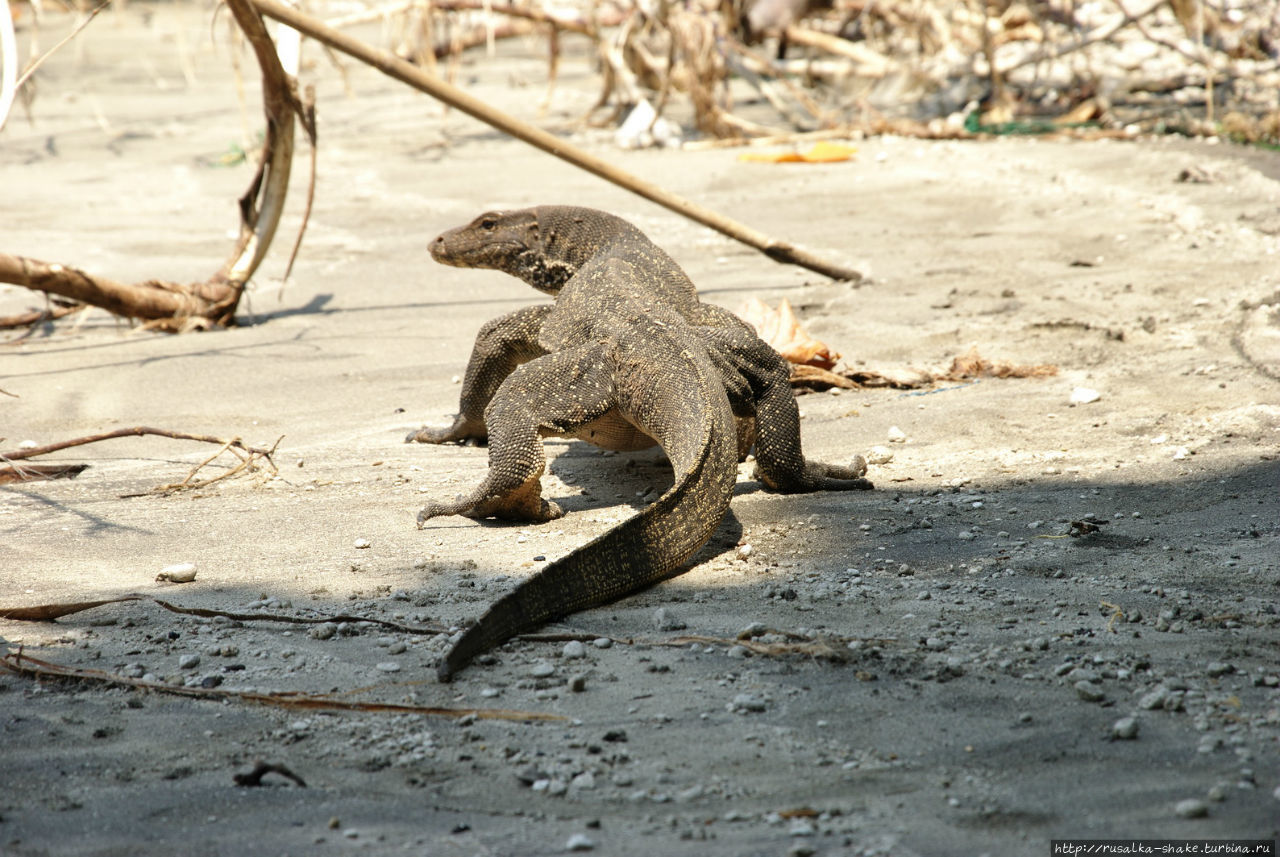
<box><xmin>964</xmin><ymin>110</ymin><xmax>1100</xmax><ymax>136</ymax></box>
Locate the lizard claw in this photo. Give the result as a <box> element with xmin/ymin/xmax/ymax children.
<box><xmin>406</xmin><ymin>417</ymin><xmax>488</xmax><ymax>445</ymax></box>
<box><xmin>416</xmin><ymin>500</ymin><xmax>456</xmax><ymax>527</ymax></box>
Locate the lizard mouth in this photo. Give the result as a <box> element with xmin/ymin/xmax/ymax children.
<box><xmin>430</xmin><ymin>234</ymin><xmax>523</xmax><ymax>269</ymax></box>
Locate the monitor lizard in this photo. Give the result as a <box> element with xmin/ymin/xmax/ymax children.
<box><xmin>409</xmin><ymin>206</ymin><xmax>872</xmax><ymax>680</ymax></box>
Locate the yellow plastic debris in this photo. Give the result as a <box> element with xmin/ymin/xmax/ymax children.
<box><xmin>738</xmin><ymin>141</ymin><xmax>858</xmax><ymax>164</ymax></box>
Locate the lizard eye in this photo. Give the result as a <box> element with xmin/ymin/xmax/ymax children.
<box><xmin>479</xmin><ymin>216</ymin><xmax>498</xmax><ymax>231</ymax></box>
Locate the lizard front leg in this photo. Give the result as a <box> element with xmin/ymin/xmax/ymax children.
<box><xmin>417</xmin><ymin>344</ymin><xmax>617</xmax><ymax>525</ymax></box>
<box><xmin>406</xmin><ymin>304</ymin><xmax>552</xmax><ymax>444</ymax></box>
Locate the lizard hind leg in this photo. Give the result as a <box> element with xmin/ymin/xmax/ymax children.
<box><xmin>751</xmin><ymin>363</ymin><xmax>874</xmax><ymax>492</ymax></box>
<box><xmin>416</xmin><ymin>345</ymin><xmax>616</xmax><ymax>527</ymax></box>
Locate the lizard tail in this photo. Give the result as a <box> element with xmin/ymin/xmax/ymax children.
<box><xmin>436</xmin><ymin>397</ymin><xmax>737</xmax><ymax>682</ymax></box>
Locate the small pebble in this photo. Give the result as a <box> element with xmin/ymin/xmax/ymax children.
<box><xmin>787</xmin><ymin>845</ymin><xmax>817</xmax><ymax>857</ymax></box>
<box><xmin>886</xmin><ymin>426</ymin><xmax>907</xmax><ymax>443</ymax></box>
<box><xmin>375</xmin><ymin>661</ymin><xmax>401</xmax><ymax>673</ymax></box>
<box><xmin>1174</xmin><ymin>798</ymin><xmax>1208</xmax><ymax>819</ymax></box>
<box><xmin>1112</xmin><ymin>716</ymin><xmax>1139</xmax><ymax>739</ymax></box>
<box><xmin>178</xmin><ymin>654</ymin><xmax>201</xmax><ymax>670</ymax></box>
<box><xmin>1074</xmin><ymin>681</ymin><xmax>1104</xmax><ymax>702</ymax></box>
<box><xmin>1070</xmin><ymin>387</ymin><xmax>1101</xmax><ymax>405</ymax></box>
<box><xmin>653</xmin><ymin>607</ymin><xmax>686</xmax><ymax>631</ymax></box>
<box><xmin>866</xmin><ymin>445</ymin><xmax>894</xmax><ymax>465</ymax></box>
<box><xmin>570</xmin><ymin>675</ymin><xmax>587</xmax><ymax>693</ymax></box>
<box><xmin>156</xmin><ymin>562</ymin><xmax>197</xmax><ymax>583</ymax></box>
<box><xmin>530</xmin><ymin>660</ymin><xmax>556</xmax><ymax>678</ymax></box>
<box><xmin>676</xmin><ymin>784</ymin><xmax>704</xmax><ymax>802</ymax></box>
<box><xmin>310</xmin><ymin>622</ymin><xmax>337</xmax><ymax>640</ymax></box>
<box><xmin>353</xmin><ymin>538</ymin><xmax>371</xmax><ymax>549</ymax></box>
<box><xmin>736</xmin><ymin>544</ymin><xmax>754</xmax><ymax>560</ymax></box>
<box><xmin>591</xmin><ymin>638</ymin><xmax>612</xmax><ymax>649</ymax></box>
<box><xmin>726</xmin><ymin>645</ymin><xmax>750</xmax><ymax>659</ymax></box>
<box><xmin>788</xmin><ymin>819</ymin><xmax>816</xmax><ymax>837</ymax></box>
<box><xmin>730</xmin><ymin>693</ymin><xmax>768</xmax><ymax>713</ymax></box>
<box><xmin>566</xmin><ymin>833</ymin><xmax>596</xmax><ymax>851</ymax></box>
<box><xmin>1138</xmin><ymin>686</ymin><xmax>1168</xmax><ymax>710</ymax></box>
<box><xmin>387</xmin><ymin>641</ymin><xmax>407</xmax><ymax>655</ymax></box>
<box><xmin>563</xmin><ymin>640</ymin><xmax>587</xmax><ymax>659</ymax></box>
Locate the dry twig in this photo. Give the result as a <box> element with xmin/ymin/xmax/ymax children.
<box><xmin>0</xmin><ymin>649</ymin><xmax>565</xmax><ymax>721</ymax></box>
<box><xmin>233</xmin><ymin>761</ymin><xmax>308</xmax><ymax>787</ymax></box>
<box><xmin>0</xmin><ymin>593</ymin><xmax>449</xmax><ymax>635</ymax></box>
<box><xmin>0</xmin><ymin>425</ymin><xmax>279</xmax><ymax>490</ymax></box>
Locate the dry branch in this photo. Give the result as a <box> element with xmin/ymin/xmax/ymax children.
<box><xmin>0</xmin><ymin>298</ymin><xmax>86</xmax><ymax>334</ymax></box>
<box><xmin>0</xmin><ymin>593</ymin><xmax>448</xmax><ymax>634</ymax></box>
<box><xmin>0</xmin><ymin>426</ymin><xmax>279</xmax><ymax>492</ymax></box>
<box><xmin>0</xmin><ymin>0</ymin><xmax>313</xmax><ymax>331</ymax></box>
<box><xmin>248</xmin><ymin>0</ymin><xmax>863</xmax><ymax>282</ymax></box>
<box><xmin>0</xmin><ymin>426</ymin><xmax>277</xmax><ymax>462</ymax></box>
<box><xmin>0</xmin><ymin>254</ymin><xmax>232</xmax><ymax>324</ymax></box>
<box><xmin>0</xmin><ymin>649</ymin><xmax>565</xmax><ymax>721</ymax></box>
<box><xmin>234</xmin><ymin>761</ymin><xmax>308</xmax><ymax>788</ymax></box>
<box><xmin>0</xmin><ymin>0</ymin><xmax>18</xmax><ymax>131</ymax></box>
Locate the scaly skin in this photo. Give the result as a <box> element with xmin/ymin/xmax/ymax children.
<box><xmin>411</xmin><ymin>206</ymin><xmax>872</xmax><ymax>680</ymax></box>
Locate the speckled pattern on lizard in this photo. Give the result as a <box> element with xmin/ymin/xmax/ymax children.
<box><xmin>408</xmin><ymin>205</ymin><xmax>873</xmax><ymax>681</ymax></box>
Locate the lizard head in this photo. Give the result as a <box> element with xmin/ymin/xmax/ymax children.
<box><xmin>430</xmin><ymin>208</ymin><xmax>577</xmax><ymax>295</ymax></box>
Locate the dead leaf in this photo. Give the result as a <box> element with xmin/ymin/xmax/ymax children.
<box><xmin>790</xmin><ymin>364</ymin><xmax>858</xmax><ymax>390</ymax></box>
<box><xmin>0</xmin><ymin>463</ymin><xmax>89</xmax><ymax>484</ymax></box>
<box><xmin>945</xmin><ymin>346</ymin><xmax>1057</xmax><ymax>379</ymax></box>
<box><xmin>737</xmin><ymin>297</ymin><xmax>840</xmax><ymax>369</ymax></box>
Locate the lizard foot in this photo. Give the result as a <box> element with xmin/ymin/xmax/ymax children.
<box><xmin>417</xmin><ymin>496</ymin><xmax>565</xmax><ymax>527</ymax></box>
<box><xmin>463</xmin><ymin>497</ymin><xmax>565</xmax><ymax>523</ymax></box>
<box><xmin>405</xmin><ymin>417</ymin><xmax>487</xmax><ymax>445</ymax></box>
<box><xmin>756</xmin><ymin>455</ymin><xmax>874</xmax><ymax>492</ymax></box>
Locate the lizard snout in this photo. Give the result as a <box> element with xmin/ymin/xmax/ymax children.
<box><xmin>429</xmin><ymin>234</ymin><xmax>448</xmax><ymax>262</ymax></box>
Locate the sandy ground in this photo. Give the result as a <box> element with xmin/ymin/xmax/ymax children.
<box><xmin>2</xmin><ymin>4</ymin><xmax>1280</xmax><ymax>856</ymax></box>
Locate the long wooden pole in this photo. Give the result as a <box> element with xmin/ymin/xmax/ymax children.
<box><xmin>248</xmin><ymin>0</ymin><xmax>863</xmax><ymax>282</ymax></box>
